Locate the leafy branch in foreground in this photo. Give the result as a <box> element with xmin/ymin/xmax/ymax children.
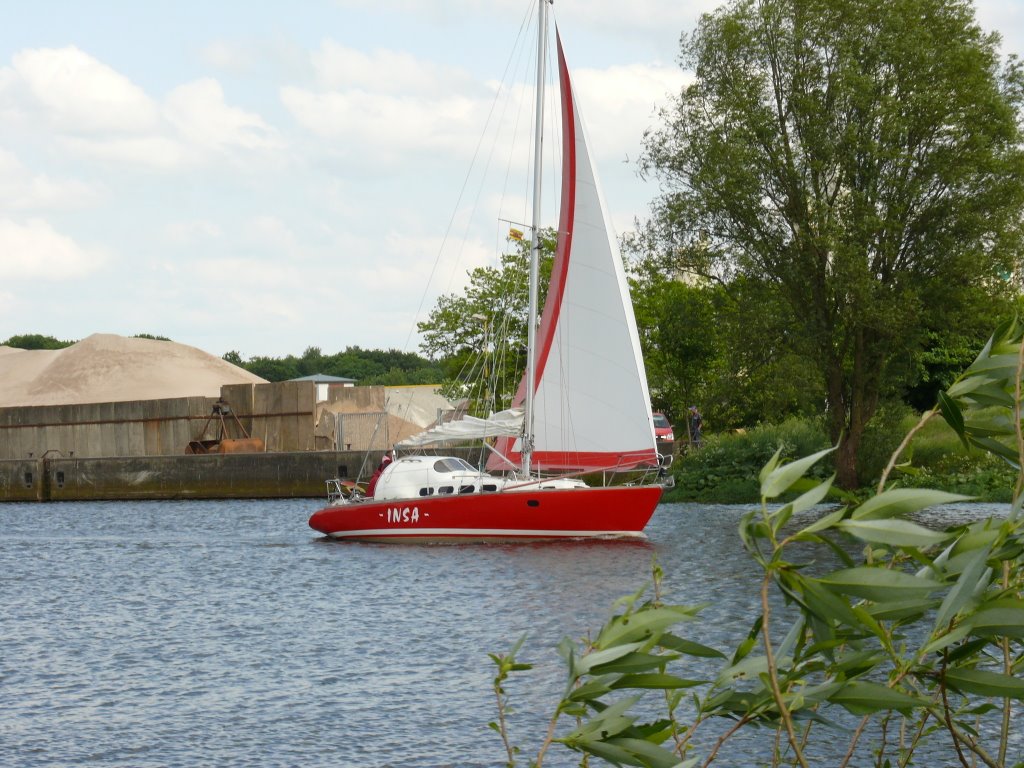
<box><xmin>490</xmin><ymin>318</ymin><xmax>1024</xmax><ymax>766</ymax></box>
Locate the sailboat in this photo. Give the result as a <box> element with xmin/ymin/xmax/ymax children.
<box><xmin>308</xmin><ymin>2</ymin><xmax>669</xmax><ymax>542</ymax></box>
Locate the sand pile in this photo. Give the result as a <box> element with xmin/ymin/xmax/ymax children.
<box><xmin>0</xmin><ymin>333</ymin><xmax>267</xmax><ymax>407</ymax></box>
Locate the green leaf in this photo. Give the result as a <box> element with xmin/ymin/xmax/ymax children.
<box><xmin>772</xmin><ymin>503</ymin><xmax>795</xmax><ymax>535</ymax></box>
<box><xmin>852</xmin><ymin>488</ymin><xmax>973</xmax><ymax>521</ymax></box>
<box><xmin>961</xmin><ymin>353</ymin><xmax>1020</xmax><ymax>378</ymax></box>
<box><xmin>949</xmin><ymin>523</ymin><xmax>1003</xmax><ymax>560</ymax></box>
<box><xmin>798</xmin><ymin>574</ymin><xmax>860</xmax><ymax>626</ymax></box>
<box><xmin>796</xmin><ymin>506</ymin><xmax>847</xmax><ymax>536</ymax></box>
<box><xmin>832</xmin><ymin>648</ymin><xmax>885</xmax><ymax>677</ymax></box>
<box><xmin>757</xmin><ymin>446</ymin><xmax>784</xmax><ymax>486</ymax></box>
<box><xmin>716</xmin><ymin>653</ymin><xmax>787</xmax><ymax>687</ymax></box>
<box><xmin>838</xmin><ymin>518</ymin><xmax>952</xmax><ymax>548</ymax></box>
<box><xmin>944</xmin><ymin>668</ymin><xmax>1024</xmax><ymax>699</ymax></box>
<box><xmin>937</xmin><ymin>391</ymin><xmax>966</xmax><ymax>441</ymax></box>
<box><xmin>828</xmin><ymin>681</ymin><xmax>923</xmax><ymax>715</ymax></box>
<box><xmin>959</xmin><ymin>382</ymin><xmax>1017</xmax><ymax>408</ymax></box>
<box><xmin>563</xmin><ymin>696</ymin><xmax>638</xmax><ymax>738</ymax></box>
<box><xmin>567</xmin><ymin>678</ymin><xmax>614</xmax><ymax>702</ymax></box>
<box><xmin>961</xmin><ymin>413</ymin><xmax>1016</xmax><ymax>438</ymax></box>
<box><xmin>933</xmin><ymin>544</ymin><xmax>993</xmax><ymax>630</ymax></box>
<box><xmin>590</xmin><ymin>651</ymin><xmax>679</xmax><ymax>676</ymax></box>
<box><xmin>946</xmin><ymin>638</ymin><xmax>990</xmax><ymax>664</ymax></box>
<box><xmin>595</xmin><ymin>606</ymin><xmax>698</xmax><ymax>650</ymax></box>
<box><xmin>922</xmin><ymin>623</ymin><xmax>972</xmax><ymax>656</ymax></box>
<box><xmin>760</xmin><ymin>446</ymin><xmax>836</xmax><ymax>499</ymax></box>
<box><xmin>818</xmin><ymin>567</ymin><xmax>942</xmax><ymax>603</ymax></box>
<box><xmin>609</xmin><ymin>673</ymin><xmax>705</xmax><ymax>690</ymax></box>
<box><xmin>789</xmin><ymin>474</ymin><xmax>836</xmax><ymax>515</ymax></box>
<box><xmin>569</xmin><ymin>738</ymin><xmax>638</xmax><ymax>766</ymax></box>
<box><xmin>965</xmin><ymin>600</ymin><xmax>1024</xmax><ymax>639</ymax></box>
<box><xmin>573</xmin><ymin>642</ymin><xmax>645</xmax><ymax>678</ymax></box>
<box><xmin>947</xmin><ymin>373</ymin><xmax>1001</xmax><ymax>399</ymax></box>
<box><xmin>659</xmin><ymin>633</ymin><xmax>726</xmax><ymax>658</ymax></box>
<box><xmin>572</xmin><ymin>736</ymin><xmax>683</xmax><ymax>768</ymax></box>
<box><xmin>866</xmin><ymin>597</ymin><xmax>939</xmax><ymax>622</ymax></box>
<box><xmin>605</xmin><ymin>737</ymin><xmax>685</xmax><ymax>768</ymax></box>
<box><xmin>967</xmin><ymin>435</ymin><xmax>1019</xmax><ymax>464</ymax></box>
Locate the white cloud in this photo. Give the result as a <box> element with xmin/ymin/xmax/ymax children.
<box><xmin>164</xmin><ymin>78</ymin><xmax>284</xmax><ymax>152</ymax></box>
<box><xmin>165</xmin><ymin>219</ymin><xmax>223</xmax><ymax>244</ymax></box>
<box><xmin>201</xmin><ymin>41</ymin><xmax>258</xmax><ymax>75</ymax></box>
<box><xmin>243</xmin><ymin>215</ymin><xmax>301</xmax><ymax>258</ymax></box>
<box><xmin>281</xmin><ymin>39</ymin><xmax>496</xmax><ymax>167</ymax></box>
<box><xmin>281</xmin><ymin>84</ymin><xmax>484</xmax><ymax>156</ymax></box>
<box><xmin>60</xmin><ymin>134</ymin><xmax>191</xmax><ymax>169</ymax></box>
<box><xmin>0</xmin><ymin>147</ymin><xmax>102</xmax><ymax>210</ymax></box>
<box><xmin>310</xmin><ymin>41</ymin><xmax>479</xmax><ymax>97</ymax></box>
<box><xmin>12</xmin><ymin>46</ymin><xmax>160</xmax><ymax>134</ymax></box>
<box><xmin>4</xmin><ymin>46</ymin><xmax>284</xmax><ymax>172</ymax></box>
<box><xmin>572</xmin><ymin>62</ymin><xmax>689</xmax><ymax>163</ymax></box>
<box><xmin>0</xmin><ymin>218</ymin><xmax>105</xmax><ymax>279</ymax></box>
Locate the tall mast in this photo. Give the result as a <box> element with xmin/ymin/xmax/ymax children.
<box><xmin>523</xmin><ymin>0</ymin><xmax>548</xmax><ymax>476</ymax></box>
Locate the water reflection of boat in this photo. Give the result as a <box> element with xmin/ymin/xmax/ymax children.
<box><xmin>308</xmin><ymin>2</ymin><xmax>669</xmax><ymax>542</ymax></box>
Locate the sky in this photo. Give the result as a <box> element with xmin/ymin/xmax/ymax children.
<box><xmin>1</xmin><ymin>0</ymin><xmax>1022</xmax><ymax>361</ymax></box>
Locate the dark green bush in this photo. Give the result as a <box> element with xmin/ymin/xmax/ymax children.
<box><xmin>665</xmin><ymin>406</ymin><xmax>1012</xmax><ymax>503</ymax></box>
<box><xmin>668</xmin><ymin>416</ymin><xmax>830</xmax><ymax>503</ymax></box>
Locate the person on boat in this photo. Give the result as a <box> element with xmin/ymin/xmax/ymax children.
<box><xmin>366</xmin><ymin>451</ymin><xmax>393</xmax><ymax>497</ymax></box>
<box><xmin>688</xmin><ymin>406</ymin><xmax>703</xmax><ymax>449</ymax></box>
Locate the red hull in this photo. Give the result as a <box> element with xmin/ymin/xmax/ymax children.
<box><xmin>308</xmin><ymin>485</ymin><xmax>663</xmax><ymax>542</ymax></box>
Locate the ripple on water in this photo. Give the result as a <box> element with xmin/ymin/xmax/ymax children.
<box><xmin>0</xmin><ymin>499</ymin><xmax>1017</xmax><ymax>766</ymax></box>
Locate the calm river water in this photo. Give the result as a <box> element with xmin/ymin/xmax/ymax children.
<box><xmin>1</xmin><ymin>499</ymin><xmax>1019</xmax><ymax>767</ymax></box>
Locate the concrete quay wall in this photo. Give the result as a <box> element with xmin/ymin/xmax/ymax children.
<box><xmin>0</xmin><ymin>451</ymin><xmax>385</xmax><ymax>502</ymax></box>
<box><xmin>0</xmin><ymin>381</ymin><xmax>318</xmax><ymax>461</ymax></box>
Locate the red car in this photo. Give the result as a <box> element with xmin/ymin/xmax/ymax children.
<box><xmin>653</xmin><ymin>412</ymin><xmax>674</xmax><ymax>443</ymax></box>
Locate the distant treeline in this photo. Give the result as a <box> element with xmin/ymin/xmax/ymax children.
<box><xmin>2</xmin><ymin>333</ymin><xmax>170</xmax><ymax>350</ymax></box>
<box><xmin>2</xmin><ymin>334</ymin><xmax>442</xmax><ymax>386</ymax></box>
<box><xmin>222</xmin><ymin>346</ymin><xmax>443</xmax><ymax>385</ymax></box>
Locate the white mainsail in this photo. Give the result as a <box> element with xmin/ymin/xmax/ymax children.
<box><xmin>489</xmin><ymin>31</ymin><xmax>658</xmax><ymax>473</ymax></box>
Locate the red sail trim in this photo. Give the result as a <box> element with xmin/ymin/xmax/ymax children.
<box><xmin>531</xmin><ymin>449</ymin><xmax>661</xmax><ymax>472</ymax></box>
<box><xmin>487</xmin><ymin>31</ymin><xmax>576</xmax><ymax>472</ymax></box>
<box><xmin>488</xmin><ymin>448</ymin><xmax>660</xmax><ymax>473</ymax></box>
<box><xmin>532</xmin><ymin>31</ymin><xmax>576</xmax><ymax>391</ymax></box>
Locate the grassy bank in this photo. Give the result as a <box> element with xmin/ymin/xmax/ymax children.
<box><xmin>664</xmin><ymin>410</ymin><xmax>1016</xmax><ymax>504</ymax></box>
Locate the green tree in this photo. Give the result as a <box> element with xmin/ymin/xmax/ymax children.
<box><xmin>642</xmin><ymin>0</ymin><xmax>1024</xmax><ymax>487</ymax></box>
<box><xmin>2</xmin><ymin>334</ymin><xmax>74</xmax><ymax>350</ymax></box>
<box><xmin>243</xmin><ymin>356</ymin><xmax>300</xmax><ymax>382</ymax></box>
<box><xmin>628</xmin><ymin>248</ymin><xmax>824</xmax><ymax>430</ymax></box>
<box><xmin>628</xmin><ymin>259</ymin><xmax>721</xmax><ymax>424</ymax></box>
<box><xmin>417</xmin><ymin>230</ymin><xmax>555</xmax><ymax>410</ymax></box>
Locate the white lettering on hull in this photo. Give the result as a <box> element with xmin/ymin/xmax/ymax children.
<box><xmin>385</xmin><ymin>507</ymin><xmax>420</xmax><ymax>524</ymax></box>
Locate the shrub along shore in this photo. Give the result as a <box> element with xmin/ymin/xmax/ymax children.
<box><xmin>666</xmin><ymin>407</ymin><xmax>1017</xmax><ymax>504</ymax></box>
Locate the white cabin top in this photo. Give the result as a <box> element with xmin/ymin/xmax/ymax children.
<box><xmin>372</xmin><ymin>456</ymin><xmax>506</xmax><ymax>500</ymax></box>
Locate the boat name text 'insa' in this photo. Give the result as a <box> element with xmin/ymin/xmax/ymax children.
<box><xmin>387</xmin><ymin>507</ymin><xmax>419</xmax><ymax>524</ymax></box>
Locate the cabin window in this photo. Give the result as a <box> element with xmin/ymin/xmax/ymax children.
<box><xmin>459</xmin><ymin>485</ymin><xmax>475</xmax><ymax>494</ymax></box>
<box><xmin>527</xmin><ymin>499</ymin><xmax>540</xmax><ymax>507</ymax></box>
<box><xmin>482</xmin><ymin>484</ymin><xmax>498</xmax><ymax>492</ymax></box>
<box><xmin>24</xmin><ymin>471</ymin><xmax>32</xmax><ymax>487</ymax></box>
<box><xmin>438</xmin><ymin>486</ymin><xmax>454</xmax><ymax>495</ymax></box>
<box><xmin>419</xmin><ymin>487</ymin><xmax>434</xmax><ymax>497</ymax></box>
<box><xmin>56</xmin><ymin>471</ymin><xmax>65</xmax><ymax>488</ymax></box>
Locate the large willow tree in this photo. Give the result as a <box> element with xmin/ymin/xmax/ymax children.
<box><xmin>643</xmin><ymin>0</ymin><xmax>1024</xmax><ymax>487</ymax></box>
